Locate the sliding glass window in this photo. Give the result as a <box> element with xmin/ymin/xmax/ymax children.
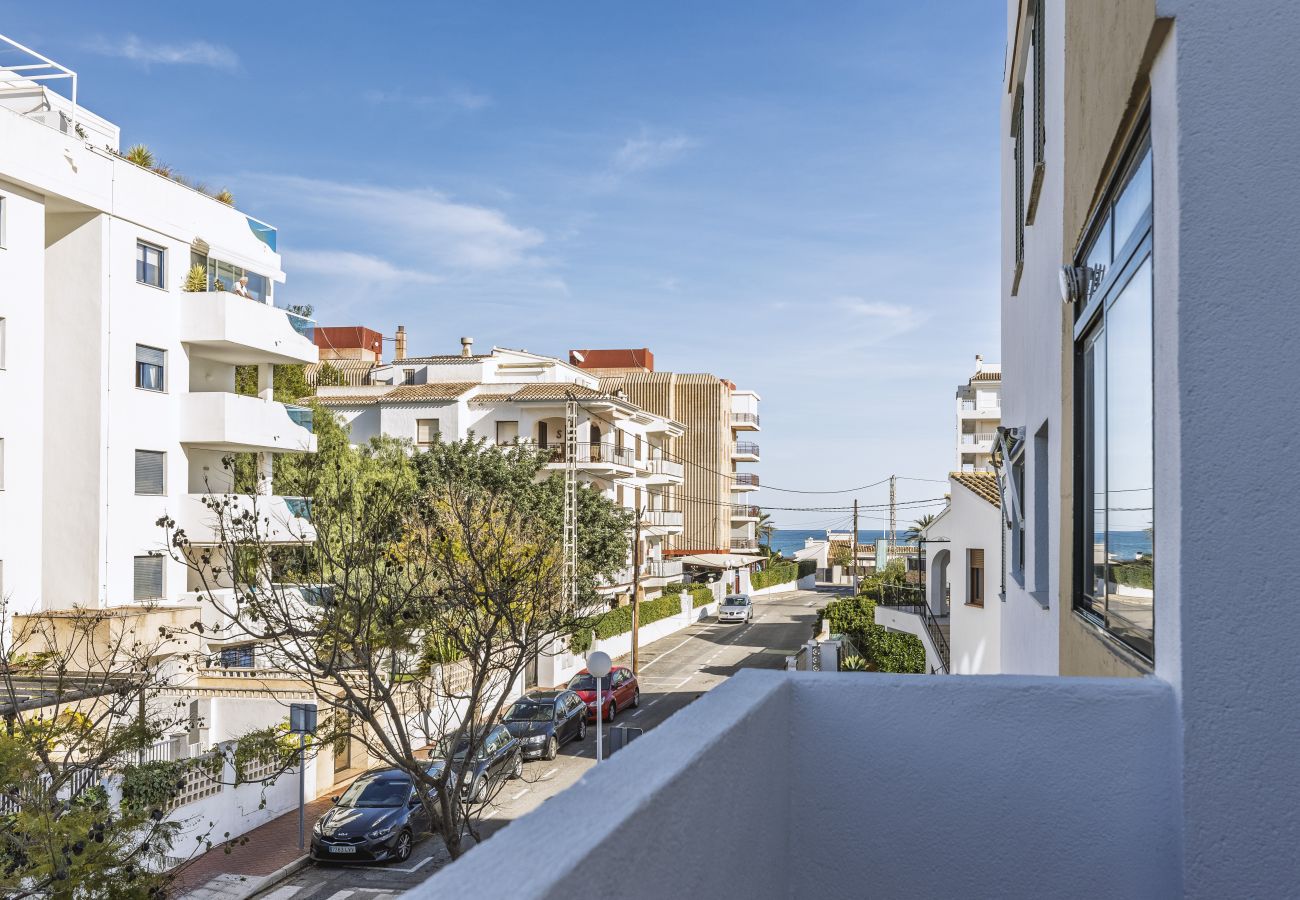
<box><xmin>1075</xmin><ymin>129</ymin><xmax>1154</xmax><ymax>663</ymax></box>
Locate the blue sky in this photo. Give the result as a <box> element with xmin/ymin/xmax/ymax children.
<box><xmin>10</xmin><ymin>1</ymin><xmax>1004</xmax><ymax>529</ymax></box>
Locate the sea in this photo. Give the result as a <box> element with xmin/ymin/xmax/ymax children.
<box><xmin>771</xmin><ymin>528</ymin><xmax>1153</xmax><ymax>560</ymax></box>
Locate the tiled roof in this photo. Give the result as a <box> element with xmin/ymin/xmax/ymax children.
<box><xmin>390</xmin><ymin>355</ymin><xmax>489</xmax><ymax>364</ymax></box>
<box><xmin>312</xmin><ymin>393</ymin><xmax>383</xmax><ymax>407</ymax></box>
<box><xmin>970</xmin><ymin>370</ymin><xmax>1002</xmax><ymax>382</ymax></box>
<box><xmin>951</xmin><ymin>471</ymin><xmax>1000</xmax><ymax>507</ymax></box>
<box><xmin>383</xmin><ymin>383</ymin><xmax>476</xmax><ymax>402</ymax></box>
<box><xmin>469</xmin><ymin>383</ymin><xmax>606</xmax><ymax>403</ymax></box>
<box><xmin>306</xmin><ymin>360</ymin><xmax>376</xmax><ymax>387</ymax></box>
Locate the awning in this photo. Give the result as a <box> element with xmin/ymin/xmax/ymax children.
<box><xmin>676</xmin><ymin>553</ymin><xmax>765</xmax><ymax>570</ymax></box>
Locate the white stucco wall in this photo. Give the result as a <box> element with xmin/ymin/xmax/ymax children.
<box><xmin>998</xmin><ymin>0</ymin><xmax>1063</xmax><ymax>676</ymax></box>
<box><xmin>414</xmin><ymin>671</ymin><xmax>1180</xmax><ymax>899</ymax></box>
<box><xmin>928</xmin><ymin>483</ymin><xmax>1003</xmax><ymax>675</ymax></box>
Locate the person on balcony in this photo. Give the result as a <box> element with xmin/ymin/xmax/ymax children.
<box><xmin>233</xmin><ymin>275</ymin><xmax>252</xmax><ymax>298</ymax></box>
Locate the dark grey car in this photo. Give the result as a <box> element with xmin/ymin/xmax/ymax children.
<box><xmin>311</xmin><ymin>769</ymin><xmax>429</xmax><ymax>864</ymax></box>
<box><xmin>501</xmin><ymin>690</ymin><xmax>588</xmax><ymax>760</ymax></box>
<box><xmin>428</xmin><ymin>724</ymin><xmax>523</xmax><ymax>804</ymax></box>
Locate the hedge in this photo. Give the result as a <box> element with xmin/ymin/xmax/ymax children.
<box><xmin>797</xmin><ymin>559</ymin><xmax>816</xmax><ymax>579</ymax></box>
<box><xmin>752</xmin><ymin>561</ymin><xmax>797</xmax><ymax>590</ymax></box>
<box><xmin>667</xmin><ymin>582</ymin><xmax>714</xmax><ymax>608</ymax></box>
<box><xmin>820</xmin><ymin>594</ymin><xmax>925</xmax><ymax>674</ymax></box>
<box><xmin>570</xmin><ymin>591</ymin><xmax>684</xmax><ymax>654</ymax></box>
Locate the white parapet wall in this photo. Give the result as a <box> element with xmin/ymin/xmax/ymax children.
<box><xmin>412</xmin><ymin>671</ymin><xmax>1181</xmax><ymax>899</ymax></box>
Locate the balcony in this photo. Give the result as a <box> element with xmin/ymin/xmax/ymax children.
<box><xmin>731</xmin><ymin>537</ymin><xmax>759</xmax><ymax>551</ymax></box>
<box><xmin>958</xmin><ymin>402</ymin><xmax>1001</xmax><ymax>420</ymax></box>
<box><xmin>180</xmin><ymin>392</ymin><xmax>316</xmax><ymax>453</ymax></box>
<box><xmin>180</xmin><ymin>290</ymin><xmax>318</xmax><ymax>365</ymax></box>
<box><xmin>543</xmin><ymin>442</ymin><xmax>636</xmax><ymax>476</ymax></box>
<box><xmin>640</xmin><ymin>456</ymin><xmax>685</xmax><ymax>485</ymax></box>
<box><xmin>732</xmin><ymin>472</ymin><xmax>760</xmax><ymax>492</ymax></box>
<box><xmin>959</xmin><ymin>431</ymin><xmax>996</xmax><ymax>453</ymax></box>
<box><xmin>412</xmin><ymin>671</ymin><xmax>1179</xmax><ymax>899</ymax></box>
<box><xmin>730</xmin><ymin>412</ymin><xmax>761</xmax><ymax>431</ymax></box>
<box><xmin>644</xmin><ymin>509</ymin><xmax>684</xmax><ymax>536</ymax></box>
<box><xmin>642</xmin><ymin>558</ymin><xmax>684</xmax><ymax>585</ymax></box>
<box><xmin>176</xmin><ymin>493</ymin><xmax>315</xmax><ymax>545</ymax></box>
<box><xmin>732</xmin><ymin>441</ymin><xmax>761</xmax><ymax>462</ymax></box>
<box><xmin>731</xmin><ymin>505</ymin><xmax>761</xmax><ymax>522</ymax></box>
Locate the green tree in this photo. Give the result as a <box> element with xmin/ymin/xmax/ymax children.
<box><xmin>903</xmin><ymin>513</ymin><xmax>937</xmax><ymax>544</ymax></box>
<box><xmin>756</xmin><ymin>512</ymin><xmax>777</xmax><ymax>554</ymax></box>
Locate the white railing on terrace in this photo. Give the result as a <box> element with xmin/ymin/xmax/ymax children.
<box><xmin>960</xmin><ymin>432</ymin><xmax>997</xmax><ymax>445</ymax></box>
<box><xmin>412</xmin><ymin>671</ymin><xmax>1181</xmax><ymax>899</ymax></box>
<box><xmin>646</xmin><ymin>510</ymin><xmax>683</xmax><ymax>529</ymax></box>
<box><xmin>645</xmin><ymin>559</ymin><xmax>684</xmax><ymax>580</ymax></box>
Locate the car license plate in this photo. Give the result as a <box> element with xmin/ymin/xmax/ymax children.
<box><xmin>330</xmin><ymin>845</ymin><xmax>357</xmax><ymax>854</ymax></box>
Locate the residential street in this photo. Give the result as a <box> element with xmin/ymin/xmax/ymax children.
<box><xmin>255</xmin><ymin>588</ymin><xmax>827</xmax><ymax>900</ymax></box>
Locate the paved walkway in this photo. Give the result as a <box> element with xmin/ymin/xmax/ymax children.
<box><xmin>173</xmin><ymin>776</ymin><xmax>356</xmax><ymax>900</ymax></box>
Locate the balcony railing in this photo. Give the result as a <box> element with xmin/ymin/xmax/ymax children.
<box><xmin>960</xmin><ymin>431</ymin><xmax>996</xmax><ymax>445</ymax></box>
<box><xmin>731</xmin><ymin>538</ymin><xmax>759</xmax><ymax>551</ymax></box>
<box><xmin>645</xmin><ymin>510</ymin><xmax>683</xmax><ymax>529</ymax></box>
<box><xmin>644</xmin><ymin>457</ymin><xmax>685</xmax><ymax>480</ymax></box>
<box><xmin>544</xmin><ymin>443</ymin><xmax>635</xmax><ymax>468</ymax></box>
<box><xmin>731</xmin><ymin>412</ymin><xmax>761</xmax><ymax>427</ymax></box>
<box><xmin>733</xmin><ymin>473</ymin><xmax>760</xmax><ymax>488</ymax></box>
<box><xmin>732</xmin><ymin>505</ymin><xmax>761</xmax><ymax>519</ymax></box>
<box><xmin>734</xmin><ymin>441</ymin><xmax>761</xmax><ymax>457</ymax></box>
<box><xmin>284</xmin><ymin>309</ymin><xmax>315</xmax><ymax>342</ymax></box>
<box><xmin>645</xmin><ymin>559</ymin><xmax>684</xmax><ymax>580</ymax></box>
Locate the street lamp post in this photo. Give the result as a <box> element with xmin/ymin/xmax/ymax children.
<box><xmin>586</xmin><ymin>650</ymin><xmax>611</xmax><ymax>764</ymax></box>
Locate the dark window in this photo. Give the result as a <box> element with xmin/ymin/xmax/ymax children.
<box><xmin>220</xmin><ymin>645</ymin><xmax>256</xmax><ymax>668</ymax></box>
<box><xmin>134</xmin><ymin>449</ymin><xmax>165</xmax><ymax>495</ymax></box>
<box><xmin>135</xmin><ymin>344</ymin><xmax>165</xmax><ymax>391</ymax></box>
<box><xmin>1011</xmin><ymin>87</ymin><xmax>1025</xmax><ymax>293</ymax></box>
<box><xmin>968</xmin><ymin>549</ymin><xmax>985</xmax><ymax>607</ymax></box>
<box><xmin>403</xmin><ymin>368</ymin><xmax>415</xmax><ymax>385</ymax></box>
<box><xmin>1075</xmin><ymin>129</ymin><xmax>1154</xmax><ymax>663</ymax></box>
<box><xmin>133</xmin><ymin>555</ymin><xmax>164</xmax><ymax>600</ymax></box>
<box><xmin>136</xmin><ymin>241</ymin><xmax>165</xmax><ymax>288</ymax></box>
<box><xmin>1032</xmin><ymin>0</ymin><xmax>1046</xmax><ymax>168</ymax></box>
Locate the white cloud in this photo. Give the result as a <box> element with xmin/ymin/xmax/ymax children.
<box><xmin>611</xmin><ymin>133</ymin><xmax>695</xmax><ymax>175</ymax></box>
<box><xmin>239</xmin><ymin>174</ymin><xmax>544</xmax><ymax>271</ymax></box>
<box><xmin>363</xmin><ymin>86</ymin><xmax>491</xmax><ymax>111</ymax></box>
<box><xmin>280</xmin><ymin>250</ymin><xmax>442</xmax><ymax>284</ymax></box>
<box><xmin>831</xmin><ymin>296</ymin><xmax>927</xmax><ymax>343</ymax></box>
<box><xmin>835</xmin><ymin>297</ymin><xmax>916</xmax><ymax>320</ymax></box>
<box><xmin>84</xmin><ymin>35</ymin><xmax>238</xmax><ymax>70</ymax></box>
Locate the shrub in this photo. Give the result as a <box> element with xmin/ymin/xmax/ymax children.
<box><xmin>821</xmin><ymin>593</ymin><xmax>925</xmax><ymax>674</ymax></box>
<box><xmin>569</xmin><ymin>591</ymin><xmax>685</xmax><ymax>654</ymax></box>
<box><xmin>797</xmin><ymin>559</ymin><xmax>816</xmax><ymax>579</ymax></box>
<box><xmin>184</xmin><ymin>263</ymin><xmax>208</xmax><ymax>293</ymax></box>
<box><xmin>839</xmin><ymin>655</ymin><xmax>869</xmax><ymax>672</ymax></box>
<box><xmin>752</xmin><ymin>562</ymin><xmax>797</xmax><ymax>590</ymax></box>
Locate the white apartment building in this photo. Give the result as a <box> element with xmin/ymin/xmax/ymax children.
<box><xmin>315</xmin><ymin>339</ymin><xmax>687</xmax><ymax>605</ymax></box>
<box><xmin>0</xmin><ymin>38</ymin><xmax>348</xmax><ymax>850</ymax></box>
<box><xmin>408</xmin><ymin>4</ymin><xmax>1300</xmax><ymax>898</ymax></box>
<box><xmin>728</xmin><ymin>388</ymin><xmax>761</xmax><ymax>554</ymax></box>
<box><xmin>954</xmin><ymin>355</ymin><xmax>1001</xmax><ymax>472</ymax></box>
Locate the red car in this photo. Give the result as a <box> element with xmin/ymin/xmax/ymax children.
<box><xmin>567</xmin><ymin>666</ymin><xmax>640</xmax><ymax>722</ymax></box>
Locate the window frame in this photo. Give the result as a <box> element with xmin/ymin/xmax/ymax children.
<box><xmin>136</xmin><ymin>240</ymin><xmax>167</xmax><ymax>289</ymax></box>
<box><xmin>1072</xmin><ymin>123</ymin><xmax>1155</xmax><ymax>664</ymax></box>
<box><xmin>967</xmin><ymin>549</ymin><xmax>985</xmax><ymax>607</ymax></box>
<box><xmin>0</xmin><ymin>193</ymin><xmax>7</xmax><ymax>248</ymax></box>
<box><xmin>135</xmin><ymin>344</ymin><xmax>167</xmax><ymax>392</ymax></box>
<box><xmin>133</xmin><ymin>554</ymin><xmax>165</xmax><ymax>601</ymax></box>
<box><xmin>1026</xmin><ymin>0</ymin><xmax>1046</xmax><ymax>223</ymax></box>
<box><xmin>1011</xmin><ymin>86</ymin><xmax>1026</xmax><ymax>295</ymax></box>
<box><xmin>416</xmin><ymin>418</ymin><xmax>440</xmax><ymax>448</ymax></box>
<box><xmin>134</xmin><ymin>449</ymin><xmax>167</xmax><ymax>496</ymax></box>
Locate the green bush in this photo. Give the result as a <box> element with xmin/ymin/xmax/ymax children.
<box><xmin>797</xmin><ymin>559</ymin><xmax>816</xmax><ymax>580</ymax></box>
<box><xmin>665</xmin><ymin>582</ymin><xmax>714</xmax><ymax>608</ymax></box>
<box><xmin>752</xmin><ymin>562</ymin><xmax>798</xmax><ymax>590</ymax></box>
<box><xmin>821</xmin><ymin>593</ymin><xmax>925</xmax><ymax>674</ymax></box>
<box><xmin>570</xmin><ymin>591</ymin><xmax>685</xmax><ymax>654</ymax></box>
<box><xmin>840</xmin><ymin>655</ymin><xmax>869</xmax><ymax>671</ymax></box>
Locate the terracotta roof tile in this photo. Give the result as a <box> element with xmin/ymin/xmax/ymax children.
<box><xmin>950</xmin><ymin>471</ymin><xmax>1001</xmax><ymax>507</ymax></box>
<box><xmin>383</xmin><ymin>383</ymin><xmax>476</xmax><ymax>402</ymax></box>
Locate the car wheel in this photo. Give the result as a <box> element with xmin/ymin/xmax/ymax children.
<box><xmin>510</xmin><ymin>754</ymin><xmax>523</xmax><ymax>779</ymax></box>
<box><xmin>577</xmin><ymin>719</ymin><xmax>588</xmax><ymax>741</ymax></box>
<box><xmin>470</xmin><ymin>778</ymin><xmax>486</xmax><ymax>803</ymax></box>
<box><xmin>631</xmin><ymin>688</ymin><xmax>641</xmax><ymax>709</ymax></box>
<box><xmin>607</xmin><ymin>700</ymin><xmax>617</xmax><ymax>721</ymax></box>
<box><xmin>544</xmin><ymin>735</ymin><xmax>558</xmax><ymax>760</ymax></box>
<box><xmin>394</xmin><ymin>830</ymin><xmax>412</xmax><ymax>863</ymax></box>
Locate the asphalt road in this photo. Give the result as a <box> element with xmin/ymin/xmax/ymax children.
<box><xmin>258</xmin><ymin>587</ymin><xmax>827</xmax><ymax>900</ymax></box>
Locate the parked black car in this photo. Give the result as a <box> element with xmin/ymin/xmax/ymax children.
<box><xmin>428</xmin><ymin>723</ymin><xmax>523</xmax><ymax>804</ymax></box>
<box><xmin>311</xmin><ymin>769</ymin><xmax>429</xmax><ymax>864</ymax></box>
<box><xmin>501</xmin><ymin>690</ymin><xmax>588</xmax><ymax>760</ymax></box>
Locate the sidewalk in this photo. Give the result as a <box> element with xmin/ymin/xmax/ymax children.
<box><xmin>172</xmin><ymin>783</ymin><xmax>347</xmax><ymax>900</ymax></box>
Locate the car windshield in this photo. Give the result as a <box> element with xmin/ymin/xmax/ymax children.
<box><xmin>506</xmin><ymin>701</ymin><xmax>555</xmax><ymax>722</ymax></box>
<box><xmin>434</xmin><ymin>735</ymin><xmax>484</xmax><ymax>761</ymax></box>
<box><xmin>568</xmin><ymin>674</ymin><xmax>612</xmax><ymax>692</ymax></box>
<box><xmin>337</xmin><ymin>778</ymin><xmax>409</xmax><ymax>808</ymax></box>
<box><xmin>724</xmin><ymin>597</ymin><xmax>747</xmax><ymax>605</ymax></box>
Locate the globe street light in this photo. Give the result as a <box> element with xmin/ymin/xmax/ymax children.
<box><xmin>586</xmin><ymin>650</ymin><xmax>612</xmax><ymax>763</ymax></box>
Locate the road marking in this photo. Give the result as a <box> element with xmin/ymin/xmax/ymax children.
<box><xmin>324</xmin><ymin>892</ymin><xmax>356</xmax><ymax>900</ymax></box>
<box><xmin>540</xmin><ymin>767</ymin><xmax>558</xmax><ymax>780</ymax></box>
<box><xmin>645</xmin><ymin>697</ymin><xmax>662</xmax><ymax>708</ymax></box>
<box><xmin>261</xmin><ymin>888</ymin><xmax>303</xmax><ymax>900</ymax></box>
<box><xmin>383</xmin><ymin>856</ymin><xmax>434</xmax><ymax>874</ymax></box>
<box><xmin>510</xmin><ymin>788</ymin><xmax>529</xmax><ymax>800</ymax></box>
<box><xmin>631</xmin><ymin>710</ymin><xmax>642</xmax><ymax>717</ymax></box>
<box><xmin>637</xmin><ymin>634</ymin><xmax>699</xmax><ymax>671</ymax></box>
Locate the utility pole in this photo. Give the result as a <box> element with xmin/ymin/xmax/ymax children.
<box><xmin>851</xmin><ymin>499</ymin><xmax>859</xmax><ymax>592</ymax></box>
<box><xmin>630</xmin><ymin>509</ymin><xmax>644</xmax><ymax>674</ymax></box>
<box><xmin>563</xmin><ymin>398</ymin><xmax>579</xmax><ymax>611</ymax></box>
<box><xmin>888</xmin><ymin>474</ymin><xmax>897</xmax><ymax>557</ymax></box>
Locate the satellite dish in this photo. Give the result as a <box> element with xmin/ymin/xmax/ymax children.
<box><xmin>572</xmin><ymin>350</ymin><xmax>586</xmax><ymax>364</ymax></box>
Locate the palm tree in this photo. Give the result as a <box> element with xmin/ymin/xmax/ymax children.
<box><xmin>903</xmin><ymin>513</ymin><xmax>937</xmax><ymax>544</ymax></box>
<box><xmin>124</xmin><ymin>143</ymin><xmax>154</xmax><ymax>168</ymax></box>
<box><xmin>756</xmin><ymin>511</ymin><xmax>777</xmax><ymax>555</ymax></box>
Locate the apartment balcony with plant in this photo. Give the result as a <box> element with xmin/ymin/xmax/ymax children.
<box><xmin>179</xmin><ymin>286</ymin><xmax>317</xmax><ymax>366</ymax></box>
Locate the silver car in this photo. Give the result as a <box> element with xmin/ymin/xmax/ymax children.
<box><xmin>718</xmin><ymin>594</ymin><xmax>753</xmax><ymax>623</ymax></box>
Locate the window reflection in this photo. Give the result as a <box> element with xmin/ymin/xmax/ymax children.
<box><xmin>1112</xmin><ymin>150</ymin><xmax>1152</xmax><ymax>257</ymax></box>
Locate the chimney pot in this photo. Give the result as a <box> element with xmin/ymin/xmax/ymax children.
<box><xmin>461</xmin><ymin>336</ymin><xmax>474</xmax><ymax>358</ymax></box>
<box><xmin>394</xmin><ymin>325</ymin><xmax>407</xmax><ymax>362</ymax></box>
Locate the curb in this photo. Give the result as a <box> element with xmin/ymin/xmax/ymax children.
<box><xmin>240</xmin><ymin>854</ymin><xmax>311</xmax><ymax>900</ymax></box>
